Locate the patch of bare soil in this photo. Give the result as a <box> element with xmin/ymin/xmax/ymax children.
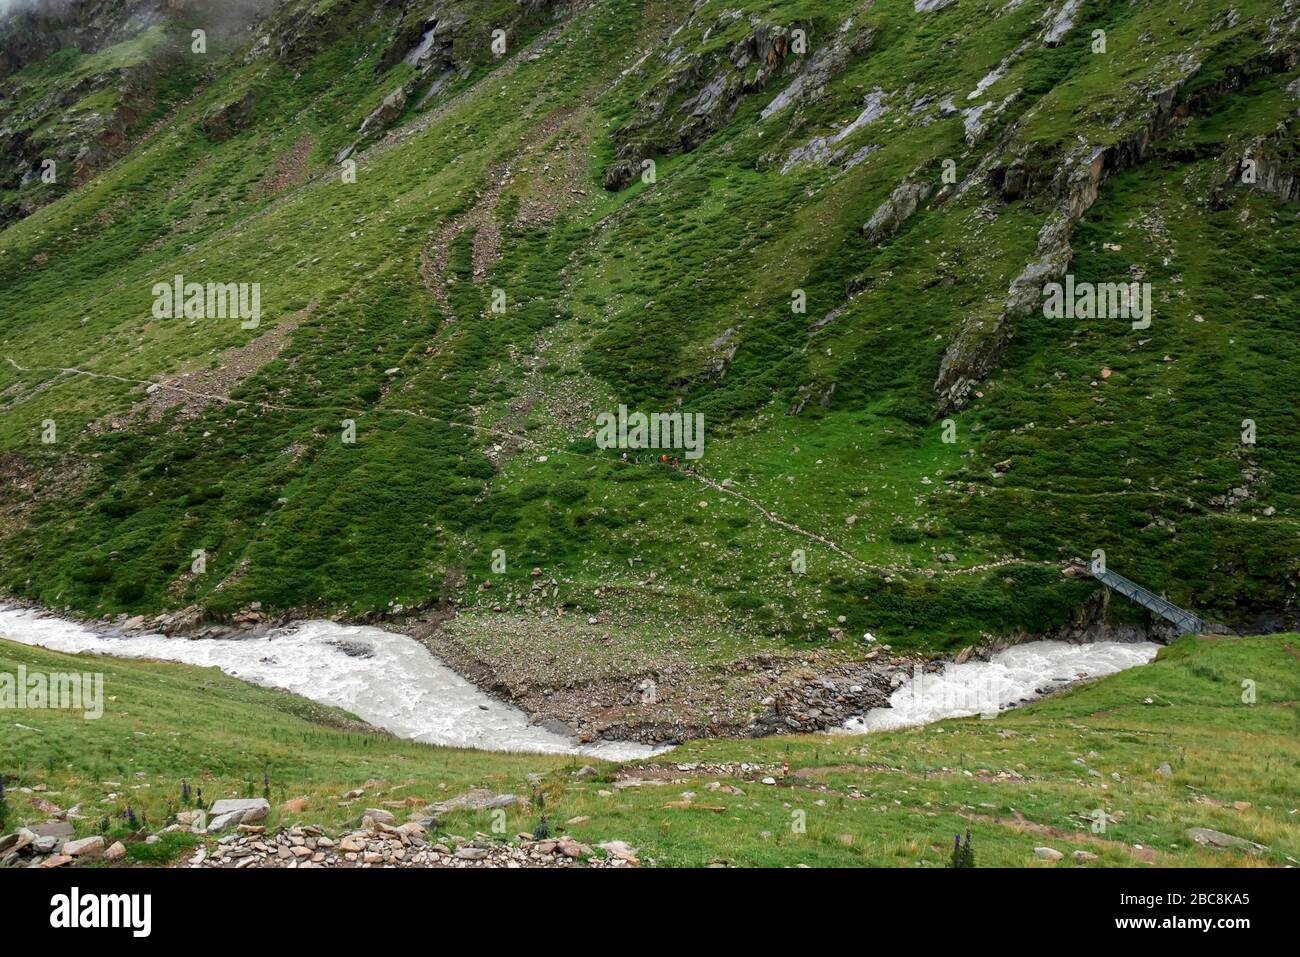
<box><xmin>257</xmin><ymin>134</ymin><xmax>315</xmax><ymax>196</ymax></box>
<box><xmin>405</xmin><ymin>609</ymin><xmax>900</xmax><ymax>746</ymax></box>
<box><xmin>420</xmin><ymin>106</ymin><xmax>594</xmax><ymax>317</ymax></box>
<box><xmin>93</xmin><ymin>302</ymin><xmax>314</xmax><ymax>432</ymax></box>
<box><xmin>421</xmin><ymin>187</ymin><xmax>503</xmax><ymax>315</ymax></box>
<box><xmin>514</xmin><ymin>109</ymin><xmax>596</xmax><ymax>226</ymax></box>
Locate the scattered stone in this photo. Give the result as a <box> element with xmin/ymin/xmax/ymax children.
<box><xmin>1185</xmin><ymin>827</ymin><xmax>1265</xmax><ymax>853</ymax></box>
<box><xmin>103</xmin><ymin>841</ymin><xmax>127</xmax><ymax>862</ymax></box>
<box><xmin>1034</xmin><ymin>846</ymin><xmax>1064</xmax><ymax>861</ymax></box>
<box><xmin>64</xmin><ymin>836</ymin><xmax>106</xmax><ymax>857</ymax></box>
<box><xmin>556</xmin><ymin>836</ymin><xmax>591</xmax><ymax>858</ymax></box>
<box><xmin>208</xmin><ymin>798</ymin><xmax>269</xmax><ymax>831</ymax></box>
<box><xmin>33</xmin><ymin>821</ymin><xmax>75</xmax><ymax>838</ymax></box>
<box><xmin>0</xmin><ymin>829</ymin><xmax>36</xmax><ymax>855</ymax></box>
<box><xmin>597</xmin><ymin>840</ymin><xmax>639</xmax><ymax>864</ymax></box>
<box><xmin>426</xmin><ymin>789</ymin><xmax>520</xmax><ymax>816</ymax></box>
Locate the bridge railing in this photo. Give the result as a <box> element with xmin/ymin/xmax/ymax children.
<box><xmin>1091</xmin><ymin>568</ymin><xmax>1206</xmax><ymax>634</ymax></box>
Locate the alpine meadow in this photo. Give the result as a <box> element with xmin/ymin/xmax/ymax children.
<box><xmin>0</xmin><ymin>0</ymin><xmax>1297</xmax><ymax>909</ymax></box>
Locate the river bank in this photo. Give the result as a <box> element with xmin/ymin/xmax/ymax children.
<box><xmin>0</xmin><ymin>598</ymin><xmax>1160</xmax><ymax>755</ymax></box>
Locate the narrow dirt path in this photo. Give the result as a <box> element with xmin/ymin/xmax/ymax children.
<box><xmin>5</xmin><ymin>351</ymin><xmax>1058</xmax><ymax>586</ymax></box>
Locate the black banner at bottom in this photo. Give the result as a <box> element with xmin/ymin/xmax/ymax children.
<box><xmin>1</xmin><ymin>866</ymin><xmax>1280</xmax><ymax>942</ymax></box>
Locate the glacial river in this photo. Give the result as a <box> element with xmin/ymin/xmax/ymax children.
<box><xmin>1</xmin><ymin>604</ymin><xmax>1159</xmax><ymax>753</ymax></box>
<box><xmin>0</xmin><ymin>604</ymin><xmax>659</xmax><ymax>760</ymax></box>
<box><xmin>844</xmin><ymin>639</ymin><xmax>1160</xmax><ymax>732</ymax></box>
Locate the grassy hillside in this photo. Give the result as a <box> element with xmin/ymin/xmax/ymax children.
<box><xmin>2</xmin><ymin>632</ymin><xmax>1297</xmax><ymax>866</ymax></box>
<box><xmin>0</xmin><ymin>0</ymin><xmax>1296</xmax><ymax>674</ymax></box>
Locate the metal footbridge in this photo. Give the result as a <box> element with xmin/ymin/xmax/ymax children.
<box><xmin>1091</xmin><ymin>567</ymin><xmax>1207</xmax><ymax>635</ymax></box>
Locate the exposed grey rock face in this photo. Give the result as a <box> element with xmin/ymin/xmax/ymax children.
<box><xmin>1042</xmin><ymin>0</ymin><xmax>1085</xmax><ymax>46</ymax></box>
<box><xmin>782</xmin><ymin>88</ymin><xmax>888</xmax><ymax>172</ymax></box>
<box><xmin>1242</xmin><ymin>153</ymin><xmax>1300</xmax><ymax>201</ymax></box>
<box><xmin>934</xmin><ymin>46</ymin><xmax>1300</xmax><ymax>414</ymax></box>
<box><xmin>760</xmin><ymin>16</ymin><xmax>876</xmax><ymax>119</ymax></box>
<box><xmin>1215</xmin><ymin>139</ymin><xmax>1300</xmax><ymax>204</ymax></box>
<box><xmin>605</xmin><ymin>16</ymin><xmax>814</xmax><ymax>189</ymax></box>
<box><xmin>862</xmin><ymin>180</ymin><xmax>933</xmax><ymax>246</ymax></box>
<box><xmin>377</xmin><ymin>0</ymin><xmax>559</xmax><ymax>76</ymax></box>
<box><xmin>968</xmin><ymin>41</ymin><xmax>1029</xmax><ymax>101</ymax></box>
<box><xmin>0</xmin><ymin>0</ymin><xmax>247</xmax><ymax>227</ymax></box>
<box><xmin>0</xmin><ymin>1</ymin><xmax>153</xmax><ymax>77</ymax></box>
<box><xmin>934</xmin><ymin>210</ymin><xmax>1070</xmax><ymax>412</ymax></box>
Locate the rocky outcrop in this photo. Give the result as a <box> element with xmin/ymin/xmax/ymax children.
<box><xmin>759</xmin><ymin>15</ymin><xmax>876</xmax><ymax>120</ymax></box>
<box><xmin>862</xmin><ymin>179</ymin><xmax>932</xmax><ymax>245</ymax></box>
<box><xmin>0</xmin><ymin>0</ymin><xmax>163</xmax><ymax>81</ymax></box>
<box><xmin>0</xmin><ymin>5</ymin><xmax>196</xmax><ymax>225</ymax></box>
<box><xmin>200</xmin><ymin>89</ymin><xmax>258</xmax><ymax>144</ymax></box>
<box><xmin>1041</xmin><ymin>0</ymin><xmax>1084</xmax><ymax>47</ymax></box>
<box><xmin>982</xmin><ymin>586</ymin><xmax>1170</xmax><ymax>654</ymax></box>
<box><xmin>375</xmin><ymin>0</ymin><xmax>562</xmax><ymax>75</ymax></box>
<box><xmin>1213</xmin><ymin>137</ymin><xmax>1300</xmax><ymax>205</ymax></box>
<box><xmin>268</xmin><ymin>0</ymin><xmax>387</xmax><ymax>68</ymax></box>
<box><xmin>358</xmin><ymin>86</ymin><xmax>407</xmax><ymax>136</ymax></box>
<box><xmin>1239</xmin><ymin>151</ymin><xmax>1300</xmax><ymax>202</ymax></box>
<box><xmin>935</xmin><ymin>45</ymin><xmax>1300</xmax><ymax>414</ymax></box>
<box><xmin>934</xmin><ymin>207</ymin><xmax>1072</xmax><ymax>411</ymax></box>
<box><xmin>604</xmin><ymin>17</ymin><xmax>809</xmax><ymax>190</ymax></box>
<box><xmin>780</xmin><ymin>87</ymin><xmax>887</xmax><ymax>172</ymax></box>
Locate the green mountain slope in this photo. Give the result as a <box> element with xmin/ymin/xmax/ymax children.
<box><xmin>1</xmin><ymin>0</ymin><xmax>1297</xmax><ymax>669</ymax></box>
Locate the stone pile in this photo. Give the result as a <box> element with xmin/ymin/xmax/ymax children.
<box><xmin>188</xmin><ymin>821</ymin><xmax>639</xmax><ymax>868</ymax></box>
